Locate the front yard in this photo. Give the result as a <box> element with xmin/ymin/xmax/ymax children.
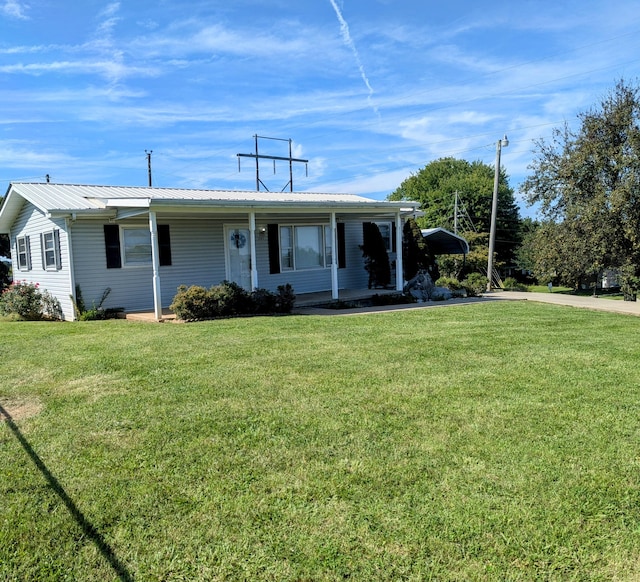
<box><xmin>2</xmin><ymin>302</ymin><xmax>640</xmax><ymax>580</ymax></box>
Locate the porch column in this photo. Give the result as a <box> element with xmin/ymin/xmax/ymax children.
<box><xmin>249</xmin><ymin>211</ymin><xmax>258</xmax><ymax>291</ymax></box>
<box><xmin>330</xmin><ymin>212</ymin><xmax>339</xmax><ymax>299</ymax></box>
<box><xmin>149</xmin><ymin>210</ymin><xmax>163</xmax><ymax>320</ymax></box>
<box><xmin>395</xmin><ymin>211</ymin><xmax>403</xmax><ymax>292</ymax></box>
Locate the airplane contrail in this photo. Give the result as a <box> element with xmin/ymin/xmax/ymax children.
<box><xmin>328</xmin><ymin>0</ymin><xmax>379</xmax><ymax>117</ymax></box>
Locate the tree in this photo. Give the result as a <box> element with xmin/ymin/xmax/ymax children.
<box><xmin>0</xmin><ymin>195</ymin><xmax>10</xmax><ymax>291</ymax></box>
<box><xmin>389</xmin><ymin>157</ymin><xmax>521</xmax><ymax>271</ymax></box>
<box><xmin>521</xmin><ymin>79</ymin><xmax>640</xmax><ymax>297</ymax></box>
<box><xmin>402</xmin><ymin>217</ymin><xmax>438</xmax><ymax>281</ymax></box>
<box><xmin>360</xmin><ymin>222</ymin><xmax>391</xmax><ymax>288</ymax></box>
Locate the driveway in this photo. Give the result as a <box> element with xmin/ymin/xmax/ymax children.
<box><xmin>293</xmin><ymin>291</ymin><xmax>640</xmax><ymax>317</ymax></box>
<box><xmin>491</xmin><ymin>290</ymin><xmax>640</xmax><ymax>317</ymax></box>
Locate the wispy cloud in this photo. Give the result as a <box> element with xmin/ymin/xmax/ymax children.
<box><xmin>1</xmin><ymin>0</ymin><xmax>29</xmax><ymax>20</ymax></box>
<box><xmin>328</xmin><ymin>0</ymin><xmax>379</xmax><ymax>117</ymax></box>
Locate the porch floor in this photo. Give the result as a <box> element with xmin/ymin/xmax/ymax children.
<box><xmin>124</xmin><ymin>288</ymin><xmax>401</xmax><ymax>322</ymax></box>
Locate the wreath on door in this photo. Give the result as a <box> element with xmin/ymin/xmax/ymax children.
<box><xmin>230</xmin><ymin>231</ymin><xmax>247</xmax><ymax>249</ymax></box>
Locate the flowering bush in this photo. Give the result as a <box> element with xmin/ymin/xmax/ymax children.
<box><xmin>0</xmin><ymin>280</ymin><xmax>63</xmax><ymax>320</ymax></box>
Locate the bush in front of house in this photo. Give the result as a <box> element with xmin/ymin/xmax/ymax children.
<box><xmin>170</xmin><ymin>282</ymin><xmax>296</xmax><ymax>321</ymax></box>
<box><xmin>0</xmin><ymin>280</ymin><xmax>63</xmax><ymax>321</ymax></box>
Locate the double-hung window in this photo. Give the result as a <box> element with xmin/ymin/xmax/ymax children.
<box><xmin>104</xmin><ymin>224</ymin><xmax>172</xmax><ymax>268</ymax></box>
<box><xmin>122</xmin><ymin>228</ymin><xmax>152</xmax><ymax>266</ymax></box>
<box><xmin>280</xmin><ymin>225</ymin><xmax>332</xmax><ymax>271</ymax></box>
<box><xmin>41</xmin><ymin>230</ymin><xmax>61</xmax><ymax>270</ymax></box>
<box><xmin>16</xmin><ymin>236</ymin><xmax>31</xmax><ymax>271</ymax></box>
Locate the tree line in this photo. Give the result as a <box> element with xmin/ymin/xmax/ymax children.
<box><xmin>390</xmin><ymin>78</ymin><xmax>640</xmax><ymax>299</ymax></box>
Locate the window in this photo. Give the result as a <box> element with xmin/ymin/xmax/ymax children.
<box><xmin>103</xmin><ymin>224</ymin><xmax>172</xmax><ymax>269</ymax></box>
<box><xmin>16</xmin><ymin>236</ymin><xmax>31</xmax><ymax>271</ymax></box>
<box><xmin>280</xmin><ymin>225</ymin><xmax>332</xmax><ymax>271</ymax></box>
<box><xmin>268</xmin><ymin>223</ymin><xmax>345</xmax><ymax>274</ymax></box>
<box><xmin>41</xmin><ymin>230</ymin><xmax>61</xmax><ymax>270</ymax></box>
<box><xmin>374</xmin><ymin>222</ymin><xmax>393</xmax><ymax>253</ymax></box>
<box><xmin>123</xmin><ymin>228</ymin><xmax>152</xmax><ymax>265</ymax></box>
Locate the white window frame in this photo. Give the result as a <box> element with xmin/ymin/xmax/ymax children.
<box><xmin>279</xmin><ymin>224</ymin><xmax>332</xmax><ymax>271</ymax></box>
<box><xmin>42</xmin><ymin>230</ymin><xmax>60</xmax><ymax>270</ymax></box>
<box><xmin>374</xmin><ymin>221</ymin><xmax>393</xmax><ymax>253</ymax></box>
<box><xmin>121</xmin><ymin>227</ymin><xmax>152</xmax><ymax>267</ymax></box>
<box><xmin>16</xmin><ymin>236</ymin><xmax>31</xmax><ymax>271</ymax></box>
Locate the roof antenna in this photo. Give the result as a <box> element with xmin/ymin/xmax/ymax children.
<box><xmin>145</xmin><ymin>150</ymin><xmax>153</xmax><ymax>187</ymax></box>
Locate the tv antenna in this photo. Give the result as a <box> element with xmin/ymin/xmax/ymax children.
<box><xmin>237</xmin><ymin>135</ymin><xmax>308</xmax><ymax>192</ymax></box>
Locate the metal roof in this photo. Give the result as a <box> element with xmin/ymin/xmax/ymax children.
<box><xmin>0</xmin><ymin>182</ymin><xmax>420</xmax><ymax>232</ymax></box>
<box><xmin>421</xmin><ymin>227</ymin><xmax>469</xmax><ymax>255</ymax></box>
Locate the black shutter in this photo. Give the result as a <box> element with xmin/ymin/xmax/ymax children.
<box><xmin>267</xmin><ymin>224</ymin><xmax>280</xmax><ymax>274</ymax></box>
<box><xmin>40</xmin><ymin>233</ymin><xmax>45</xmax><ymax>270</ymax></box>
<box><xmin>337</xmin><ymin>222</ymin><xmax>346</xmax><ymax>268</ymax></box>
<box><xmin>392</xmin><ymin>222</ymin><xmax>397</xmax><ymax>253</ymax></box>
<box><xmin>54</xmin><ymin>229</ymin><xmax>62</xmax><ymax>270</ymax></box>
<box><xmin>103</xmin><ymin>224</ymin><xmax>121</xmax><ymax>269</ymax></box>
<box><xmin>158</xmin><ymin>225</ymin><xmax>172</xmax><ymax>266</ymax></box>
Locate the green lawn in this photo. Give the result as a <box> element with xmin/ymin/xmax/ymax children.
<box><xmin>2</xmin><ymin>302</ymin><xmax>640</xmax><ymax>581</ymax></box>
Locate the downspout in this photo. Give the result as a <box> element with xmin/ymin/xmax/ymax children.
<box><xmin>249</xmin><ymin>211</ymin><xmax>258</xmax><ymax>291</ymax></box>
<box><xmin>330</xmin><ymin>212</ymin><xmax>338</xmax><ymax>300</ymax></box>
<box><xmin>395</xmin><ymin>211</ymin><xmax>403</xmax><ymax>292</ymax></box>
<box><xmin>65</xmin><ymin>216</ymin><xmax>78</xmax><ymax>321</ymax></box>
<box><xmin>149</xmin><ymin>210</ymin><xmax>163</xmax><ymax>320</ymax></box>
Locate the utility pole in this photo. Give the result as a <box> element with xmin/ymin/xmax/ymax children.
<box><xmin>237</xmin><ymin>135</ymin><xmax>308</xmax><ymax>192</ymax></box>
<box><xmin>145</xmin><ymin>150</ymin><xmax>153</xmax><ymax>187</ymax></box>
<box><xmin>454</xmin><ymin>191</ymin><xmax>459</xmax><ymax>234</ymax></box>
<box><xmin>486</xmin><ymin>135</ymin><xmax>509</xmax><ymax>292</ymax></box>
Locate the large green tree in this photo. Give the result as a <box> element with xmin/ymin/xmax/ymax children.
<box><xmin>389</xmin><ymin>157</ymin><xmax>521</xmax><ymax>273</ymax></box>
<box><xmin>0</xmin><ymin>195</ymin><xmax>10</xmax><ymax>291</ymax></box>
<box><xmin>521</xmin><ymin>79</ymin><xmax>640</xmax><ymax>296</ymax></box>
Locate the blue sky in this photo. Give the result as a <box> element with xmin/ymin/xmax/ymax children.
<box><xmin>1</xmin><ymin>0</ymin><xmax>639</xmax><ymax>218</ymax></box>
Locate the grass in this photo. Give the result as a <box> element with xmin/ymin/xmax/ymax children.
<box><xmin>2</xmin><ymin>302</ymin><xmax>640</xmax><ymax>580</ymax></box>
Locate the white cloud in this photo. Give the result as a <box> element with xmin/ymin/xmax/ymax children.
<box><xmin>1</xmin><ymin>0</ymin><xmax>28</xmax><ymax>20</ymax></box>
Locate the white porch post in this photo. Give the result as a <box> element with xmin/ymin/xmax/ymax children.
<box><xmin>149</xmin><ymin>210</ymin><xmax>163</xmax><ymax>320</ymax></box>
<box><xmin>395</xmin><ymin>211</ymin><xmax>403</xmax><ymax>292</ymax></box>
<box><xmin>249</xmin><ymin>211</ymin><xmax>258</xmax><ymax>291</ymax></box>
<box><xmin>330</xmin><ymin>212</ymin><xmax>339</xmax><ymax>299</ymax></box>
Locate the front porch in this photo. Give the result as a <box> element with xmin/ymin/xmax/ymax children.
<box><xmin>125</xmin><ymin>288</ymin><xmax>401</xmax><ymax>321</ymax></box>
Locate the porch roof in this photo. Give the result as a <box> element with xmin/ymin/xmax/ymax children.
<box><xmin>0</xmin><ymin>182</ymin><xmax>420</xmax><ymax>231</ymax></box>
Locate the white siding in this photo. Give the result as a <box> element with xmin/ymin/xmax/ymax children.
<box><xmin>9</xmin><ymin>202</ymin><xmax>74</xmax><ymax>319</ymax></box>
<box><xmin>66</xmin><ymin>215</ymin><xmax>375</xmax><ymax>315</ymax></box>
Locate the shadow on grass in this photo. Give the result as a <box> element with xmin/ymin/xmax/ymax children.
<box><xmin>0</xmin><ymin>404</ymin><xmax>133</xmax><ymax>582</ymax></box>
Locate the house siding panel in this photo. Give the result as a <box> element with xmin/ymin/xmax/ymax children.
<box><xmin>9</xmin><ymin>202</ymin><xmax>74</xmax><ymax>319</ymax></box>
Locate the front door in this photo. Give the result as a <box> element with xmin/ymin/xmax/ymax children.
<box><xmin>225</xmin><ymin>227</ymin><xmax>252</xmax><ymax>290</ymax></box>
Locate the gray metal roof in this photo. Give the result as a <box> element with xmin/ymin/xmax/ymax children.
<box><xmin>0</xmin><ymin>182</ymin><xmax>420</xmax><ymax>232</ymax></box>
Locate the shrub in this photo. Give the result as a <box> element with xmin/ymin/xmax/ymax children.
<box><xmin>502</xmin><ymin>277</ymin><xmax>528</xmax><ymax>292</ymax></box>
<box><xmin>461</xmin><ymin>273</ymin><xmax>487</xmax><ymax>297</ymax></box>
<box><xmin>435</xmin><ymin>276</ymin><xmax>463</xmax><ymax>291</ymax></box>
<box><xmin>210</xmin><ymin>281</ymin><xmax>251</xmax><ymax>316</ymax></box>
<box><xmin>371</xmin><ymin>292</ymin><xmax>415</xmax><ymax>306</ymax></box>
<box><xmin>169</xmin><ymin>285</ymin><xmax>213</xmax><ymax>321</ymax></box>
<box><xmin>276</xmin><ymin>284</ymin><xmax>296</xmax><ymax>313</ymax></box>
<box><xmin>72</xmin><ymin>286</ymin><xmax>123</xmax><ymax>320</ymax></box>
<box><xmin>251</xmin><ymin>288</ymin><xmax>278</xmax><ymax>314</ymax></box>
<box><xmin>170</xmin><ymin>282</ymin><xmax>296</xmax><ymax>321</ymax></box>
<box><xmin>0</xmin><ymin>280</ymin><xmax>63</xmax><ymax>320</ymax></box>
